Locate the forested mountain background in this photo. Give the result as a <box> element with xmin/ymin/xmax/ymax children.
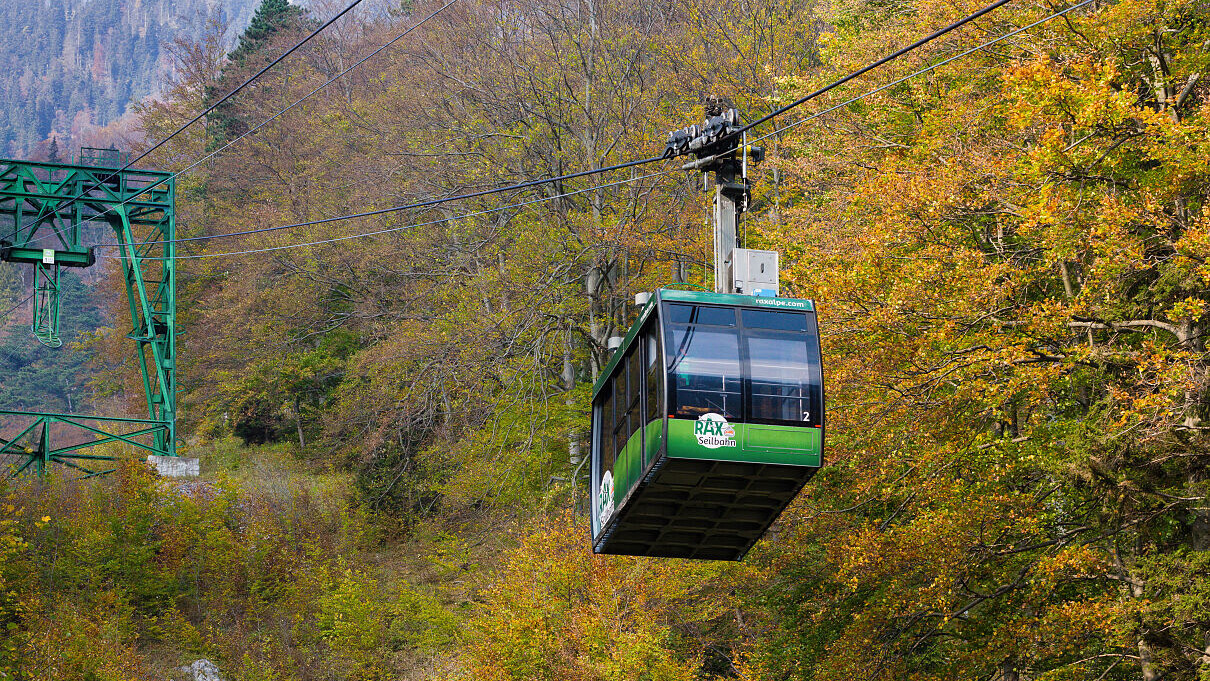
<box><xmin>1</xmin><ymin>0</ymin><xmax>1208</xmax><ymax>679</ymax></box>
<box><xmin>0</xmin><ymin>0</ymin><xmax>261</xmax><ymax>159</ymax></box>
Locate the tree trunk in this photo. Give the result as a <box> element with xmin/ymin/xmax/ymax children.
<box><xmin>1118</xmin><ymin>548</ymin><xmax>1161</xmax><ymax>681</ymax></box>
<box><xmin>563</xmin><ymin>329</ymin><xmax>581</xmax><ymax>466</ymax></box>
<box><xmin>1139</xmin><ymin>638</ymin><xmax>1160</xmax><ymax>681</ymax></box>
<box><xmin>586</xmin><ymin>265</ymin><xmax>604</xmax><ymax>380</ymax></box>
<box><xmin>294</xmin><ymin>394</ymin><xmax>306</xmax><ymax>449</ymax></box>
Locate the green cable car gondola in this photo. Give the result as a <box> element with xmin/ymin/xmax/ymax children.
<box><xmin>590</xmin><ymin>288</ymin><xmax>824</xmax><ymax>560</ymax></box>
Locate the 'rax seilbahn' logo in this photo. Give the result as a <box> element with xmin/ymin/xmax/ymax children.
<box><xmin>695</xmin><ymin>413</ymin><xmax>736</xmax><ymax>449</ymax></box>
<box><xmin>598</xmin><ymin>471</ymin><xmax>615</xmax><ymax>525</ymax></box>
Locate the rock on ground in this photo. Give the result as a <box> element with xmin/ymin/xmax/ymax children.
<box><xmin>177</xmin><ymin>659</ymin><xmax>222</xmax><ymax>681</ymax></box>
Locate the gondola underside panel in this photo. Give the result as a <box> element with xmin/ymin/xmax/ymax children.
<box><xmin>594</xmin><ymin>455</ymin><xmax>817</xmax><ymax>560</ymax></box>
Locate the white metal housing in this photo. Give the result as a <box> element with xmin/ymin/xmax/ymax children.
<box><xmin>732</xmin><ymin>248</ymin><xmax>780</xmax><ymax>296</ymax></box>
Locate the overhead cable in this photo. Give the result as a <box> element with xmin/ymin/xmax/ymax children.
<box><xmin>62</xmin><ymin>0</ymin><xmax>459</xmax><ymax>240</ymax></box>
<box><xmin>750</xmin><ymin>0</ymin><xmax>1096</xmax><ymax>145</ymax></box>
<box><xmin>16</xmin><ymin>0</ymin><xmax>368</xmax><ymax>243</ymax></box>
<box><xmin>101</xmin><ymin>155</ymin><xmax>666</xmax><ymax>249</ymax></box>
<box><xmin>731</xmin><ymin>0</ymin><xmax>1016</xmax><ymax>137</ymax></box>
<box><xmin>170</xmin><ymin>0</ymin><xmax>459</xmax><ymax>186</ymax></box>
<box><xmin>132</xmin><ymin>0</ymin><xmax>368</xmax><ymax>167</ymax></box>
<box><xmin>0</xmin><ymin>294</ymin><xmax>34</xmax><ymax>322</ymax></box>
<box><xmin>97</xmin><ymin>0</ymin><xmax>1030</xmax><ymax>251</ymax></box>
<box><xmin>146</xmin><ymin>0</ymin><xmax>1096</xmax><ymax>270</ymax></box>
<box><xmin>110</xmin><ymin>171</ymin><xmax>671</xmax><ymax>260</ymax></box>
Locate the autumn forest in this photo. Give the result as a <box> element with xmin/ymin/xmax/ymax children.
<box><xmin>1</xmin><ymin>0</ymin><xmax>1208</xmax><ymax>678</ymax></box>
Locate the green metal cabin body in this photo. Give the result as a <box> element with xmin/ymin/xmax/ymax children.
<box><xmin>590</xmin><ymin>289</ymin><xmax>824</xmax><ymax>560</ymax></box>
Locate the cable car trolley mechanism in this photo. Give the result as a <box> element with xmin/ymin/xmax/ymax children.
<box><xmin>589</xmin><ymin>106</ymin><xmax>825</xmax><ymax>560</ymax></box>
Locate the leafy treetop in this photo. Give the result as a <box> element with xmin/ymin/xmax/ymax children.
<box><xmin>229</xmin><ymin>0</ymin><xmax>311</xmax><ymax>65</ymax></box>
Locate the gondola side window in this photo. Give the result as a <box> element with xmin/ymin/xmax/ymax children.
<box><xmin>645</xmin><ymin>327</ymin><xmax>663</xmax><ymax>424</ymax></box>
<box><xmin>667</xmin><ymin>303</ymin><xmax>736</xmax><ymax>326</ymax></box>
<box><xmin>625</xmin><ymin>348</ymin><xmax>643</xmax><ymax>441</ymax></box>
<box><xmin>599</xmin><ymin>381</ymin><xmax>616</xmax><ymax>474</ymax></box>
<box><xmin>611</xmin><ymin>364</ymin><xmax>628</xmax><ymax>462</ymax></box>
<box><xmin>608</xmin><ymin>349</ymin><xmax>643</xmax><ymax>457</ymax></box>
<box><xmin>666</xmin><ymin>316</ymin><xmax>742</xmax><ymax>420</ymax></box>
<box><xmin>745</xmin><ymin>331</ymin><xmax>821</xmax><ymax>427</ymax></box>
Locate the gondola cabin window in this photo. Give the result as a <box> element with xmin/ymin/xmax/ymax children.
<box><xmin>742</xmin><ymin>309</ymin><xmax>822</xmax><ymax>427</ymax></box>
<box><xmin>599</xmin><ymin>381</ymin><xmax>616</xmax><ymax>475</ymax></box>
<box><xmin>645</xmin><ymin>327</ymin><xmax>663</xmax><ymax>425</ymax></box>
<box><xmin>665</xmin><ymin>304</ymin><xmax>741</xmax><ymax>419</ymax></box>
<box><xmin>610</xmin><ymin>348</ymin><xmax>642</xmax><ymax>468</ymax></box>
<box><xmin>644</xmin><ymin>326</ymin><xmax>664</xmax><ymax>467</ymax></box>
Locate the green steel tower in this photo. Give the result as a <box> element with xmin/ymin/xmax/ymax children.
<box><xmin>0</xmin><ymin>149</ymin><xmax>178</xmax><ymax>477</ymax></box>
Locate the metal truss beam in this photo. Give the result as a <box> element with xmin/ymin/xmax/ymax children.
<box><xmin>0</xmin><ymin>156</ymin><xmax>178</xmax><ymax>477</ymax></box>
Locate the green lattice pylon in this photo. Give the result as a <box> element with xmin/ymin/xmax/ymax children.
<box><xmin>0</xmin><ymin>152</ymin><xmax>178</xmax><ymax>476</ymax></box>
<box><xmin>31</xmin><ymin>260</ymin><xmax>62</xmax><ymax>347</ymax></box>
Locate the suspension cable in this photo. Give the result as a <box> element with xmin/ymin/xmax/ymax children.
<box><xmin>748</xmin><ymin>0</ymin><xmax>1095</xmax><ymax>146</ymax></box>
<box><xmin>33</xmin><ymin>0</ymin><xmax>459</xmax><ymax>247</ymax></box>
<box><xmin>85</xmin><ymin>0</ymin><xmax>1037</xmax><ymax>251</ymax></box>
<box><xmin>99</xmin><ymin>155</ymin><xmax>666</xmax><ymax>249</ymax></box>
<box><xmin>14</xmin><ymin>0</ymin><xmax>368</xmax><ymax>244</ymax></box>
<box><xmin>731</xmin><ymin>0</ymin><xmax>1016</xmax><ymax>137</ymax></box>
<box><xmin>109</xmin><ymin>171</ymin><xmax>671</xmax><ymax>260</ymax></box>
<box><xmin>0</xmin><ymin>294</ymin><xmax>34</xmax><ymax>323</ymax></box>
